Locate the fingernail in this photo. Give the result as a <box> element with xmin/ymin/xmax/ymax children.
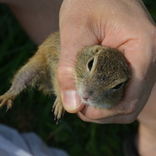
<box><xmin>61</xmin><ymin>90</ymin><xmax>81</xmax><ymax>111</ymax></box>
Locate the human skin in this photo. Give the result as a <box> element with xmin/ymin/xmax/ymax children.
<box><xmin>137</xmin><ymin>84</ymin><xmax>156</xmax><ymax>155</ymax></box>
<box><xmin>1</xmin><ymin>0</ymin><xmax>156</xmax><ymax>125</ymax></box>
<box><xmin>1</xmin><ymin>0</ymin><xmax>156</xmax><ymax>155</ymax></box>
<box><xmin>1</xmin><ymin>0</ymin><xmax>156</xmax><ymax>124</ymax></box>
<box><xmin>58</xmin><ymin>0</ymin><xmax>156</xmax><ymax>124</ymax></box>
<box><xmin>0</xmin><ymin>0</ymin><xmax>62</xmax><ymax>45</ymax></box>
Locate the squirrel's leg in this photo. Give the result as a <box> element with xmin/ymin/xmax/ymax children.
<box><xmin>52</xmin><ymin>76</ymin><xmax>65</xmax><ymax>122</ymax></box>
<box><xmin>0</xmin><ymin>51</ymin><xmax>46</xmax><ymax>110</ymax></box>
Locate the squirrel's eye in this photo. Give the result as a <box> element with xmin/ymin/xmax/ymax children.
<box><xmin>112</xmin><ymin>82</ymin><xmax>124</xmax><ymax>90</ymax></box>
<box><xmin>88</xmin><ymin>58</ymin><xmax>94</xmax><ymax>71</ymax></box>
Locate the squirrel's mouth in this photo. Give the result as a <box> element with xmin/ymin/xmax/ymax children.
<box><xmin>77</xmin><ymin>84</ymin><xmax>117</xmax><ymax>109</ymax></box>
<box><xmin>80</xmin><ymin>94</ymin><xmax>112</xmax><ymax>109</ymax></box>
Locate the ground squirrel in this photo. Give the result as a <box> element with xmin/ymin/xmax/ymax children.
<box><xmin>0</xmin><ymin>31</ymin><xmax>131</xmax><ymax>121</ymax></box>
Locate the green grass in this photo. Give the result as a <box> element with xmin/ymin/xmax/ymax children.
<box><xmin>0</xmin><ymin>2</ymin><xmax>156</xmax><ymax>156</ymax></box>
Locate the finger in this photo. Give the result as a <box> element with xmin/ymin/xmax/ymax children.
<box><xmin>77</xmin><ymin>104</ymin><xmax>137</xmax><ymax>124</ymax></box>
<box><xmin>58</xmin><ymin>26</ymin><xmax>98</xmax><ymax>113</ymax></box>
<box><xmin>79</xmin><ymin>104</ymin><xmax>124</xmax><ymax>121</ymax></box>
<box><xmin>77</xmin><ymin>111</ymin><xmax>137</xmax><ymax>124</ymax></box>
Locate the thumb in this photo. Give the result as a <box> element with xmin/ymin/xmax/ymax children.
<box><xmin>57</xmin><ymin>31</ymin><xmax>84</xmax><ymax>113</ymax></box>
<box><xmin>57</xmin><ymin>29</ymin><xmax>97</xmax><ymax>113</ymax></box>
<box><xmin>57</xmin><ymin>50</ymin><xmax>84</xmax><ymax>113</ymax></box>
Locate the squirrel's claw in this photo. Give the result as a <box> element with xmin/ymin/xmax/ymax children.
<box><xmin>52</xmin><ymin>96</ymin><xmax>65</xmax><ymax>123</ymax></box>
<box><xmin>0</xmin><ymin>93</ymin><xmax>14</xmax><ymax>110</ymax></box>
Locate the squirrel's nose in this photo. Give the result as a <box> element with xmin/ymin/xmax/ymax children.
<box><xmin>82</xmin><ymin>90</ymin><xmax>94</xmax><ymax>102</ymax></box>
<box><xmin>83</xmin><ymin>97</ymin><xmax>88</xmax><ymax>101</ymax></box>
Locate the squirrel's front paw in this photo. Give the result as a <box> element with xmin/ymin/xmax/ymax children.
<box><xmin>52</xmin><ymin>96</ymin><xmax>65</xmax><ymax>123</ymax></box>
<box><xmin>0</xmin><ymin>92</ymin><xmax>16</xmax><ymax>111</ymax></box>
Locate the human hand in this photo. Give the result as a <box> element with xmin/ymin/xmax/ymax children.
<box><xmin>58</xmin><ymin>0</ymin><xmax>156</xmax><ymax>123</ymax></box>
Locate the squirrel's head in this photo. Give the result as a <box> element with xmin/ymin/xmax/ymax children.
<box><xmin>75</xmin><ymin>45</ymin><xmax>131</xmax><ymax>108</ymax></box>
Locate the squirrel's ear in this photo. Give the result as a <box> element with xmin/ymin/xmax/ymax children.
<box><xmin>87</xmin><ymin>58</ymin><xmax>94</xmax><ymax>71</ymax></box>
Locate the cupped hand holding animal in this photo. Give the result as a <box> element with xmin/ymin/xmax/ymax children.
<box><xmin>58</xmin><ymin>0</ymin><xmax>156</xmax><ymax>123</ymax></box>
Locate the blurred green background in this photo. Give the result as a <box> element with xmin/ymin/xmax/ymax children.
<box><xmin>0</xmin><ymin>1</ymin><xmax>156</xmax><ymax>156</ymax></box>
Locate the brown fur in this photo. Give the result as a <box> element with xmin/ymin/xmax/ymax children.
<box><xmin>0</xmin><ymin>31</ymin><xmax>131</xmax><ymax>120</ymax></box>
